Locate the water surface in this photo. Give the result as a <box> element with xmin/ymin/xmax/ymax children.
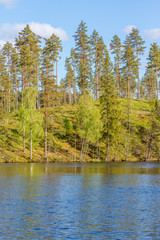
<box><xmin>0</xmin><ymin>162</ymin><xmax>160</xmax><ymax>239</ymax></box>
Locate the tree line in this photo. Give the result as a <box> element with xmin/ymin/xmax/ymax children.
<box><xmin>0</xmin><ymin>21</ymin><xmax>160</xmax><ymax>162</ymax></box>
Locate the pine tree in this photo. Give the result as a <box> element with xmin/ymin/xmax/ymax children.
<box><xmin>60</xmin><ymin>78</ymin><xmax>67</xmax><ymax>104</ymax></box>
<box><xmin>129</xmin><ymin>28</ymin><xmax>145</xmax><ymax>99</ymax></box>
<box><xmin>2</xmin><ymin>42</ymin><xmax>15</xmax><ymax>113</ymax></box>
<box><xmin>142</xmin><ymin>67</ymin><xmax>157</xmax><ymax>99</ymax></box>
<box><xmin>70</xmin><ymin>48</ymin><xmax>77</xmax><ymax>103</ymax></box>
<box><xmin>41</xmin><ymin>47</ymin><xmax>54</xmax><ymax>159</ymax></box>
<box><xmin>10</xmin><ymin>47</ymin><xmax>19</xmax><ymax>111</ymax></box>
<box><xmin>73</xmin><ymin>21</ymin><xmax>91</xmax><ymax>95</ymax></box>
<box><xmin>110</xmin><ymin>35</ymin><xmax>122</xmax><ymax>94</ymax></box>
<box><xmin>15</xmin><ymin>24</ymin><xmax>41</xmax><ymax>90</ymax></box>
<box><xmin>15</xmin><ymin>25</ymin><xmax>42</xmax><ymax>153</ymax></box>
<box><xmin>147</xmin><ymin>43</ymin><xmax>160</xmax><ymax>99</ymax></box>
<box><xmin>43</xmin><ymin>33</ymin><xmax>62</xmax><ymax>85</ymax></box>
<box><xmin>91</xmin><ymin>30</ymin><xmax>106</xmax><ymax>99</ymax></box>
<box><xmin>100</xmin><ymin>49</ymin><xmax>123</xmax><ymax>161</ymax></box>
<box><xmin>121</xmin><ymin>37</ymin><xmax>138</xmax><ymax>159</ymax></box>
<box><xmin>65</xmin><ymin>57</ymin><xmax>74</xmax><ymax>105</ymax></box>
<box><xmin>0</xmin><ymin>50</ymin><xmax>8</xmax><ymax>112</ymax></box>
<box><xmin>121</xmin><ymin>36</ymin><xmax>138</xmax><ymax>98</ymax></box>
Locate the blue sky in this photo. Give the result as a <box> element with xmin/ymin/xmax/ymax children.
<box><xmin>1</xmin><ymin>0</ymin><xmax>160</xmax><ymax>81</ymax></box>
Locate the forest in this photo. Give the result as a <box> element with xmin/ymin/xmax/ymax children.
<box><xmin>0</xmin><ymin>20</ymin><xmax>160</xmax><ymax>162</ymax></box>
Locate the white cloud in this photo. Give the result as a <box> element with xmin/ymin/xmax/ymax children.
<box><xmin>0</xmin><ymin>22</ymin><xmax>69</xmax><ymax>46</ymax></box>
<box><xmin>123</xmin><ymin>25</ymin><xmax>136</xmax><ymax>35</ymax></box>
<box><xmin>143</xmin><ymin>28</ymin><xmax>160</xmax><ymax>40</ymax></box>
<box><xmin>0</xmin><ymin>0</ymin><xmax>17</xmax><ymax>8</ymax></box>
<box><xmin>29</xmin><ymin>22</ymin><xmax>69</xmax><ymax>41</ymax></box>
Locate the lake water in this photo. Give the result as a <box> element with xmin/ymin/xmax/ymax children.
<box><xmin>0</xmin><ymin>162</ymin><xmax>160</xmax><ymax>239</ymax></box>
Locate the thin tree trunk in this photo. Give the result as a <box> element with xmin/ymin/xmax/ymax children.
<box><xmin>156</xmin><ymin>65</ymin><xmax>158</xmax><ymax>99</ymax></box>
<box><xmin>80</xmin><ymin>138</ymin><xmax>85</xmax><ymax>161</ymax></box>
<box><xmin>127</xmin><ymin>73</ymin><xmax>130</xmax><ymax>99</ymax></box>
<box><xmin>36</xmin><ymin>63</ymin><xmax>40</xmax><ymax>109</ymax></box>
<box><xmin>137</xmin><ymin>50</ymin><xmax>140</xmax><ymax>99</ymax></box>
<box><xmin>105</xmin><ymin>101</ymin><xmax>110</xmax><ymax>162</ymax></box>
<box><xmin>7</xmin><ymin>54</ymin><xmax>11</xmax><ymax>113</ymax></box>
<box><xmin>105</xmin><ymin>141</ymin><xmax>110</xmax><ymax>161</ymax></box>
<box><xmin>44</xmin><ymin>66</ymin><xmax>48</xmax><ymax>159</ymax></box>
<box><xmin>56</xmin><ymin>56</ymin><xmax>58</xmax><ymax>85</ymax></box>
<box><xmin>24</xmin><ymin>65</ymin><xmax>27</xmax><ymax>90</ymax></box>
<box><xmin>68</xmin><ymin>77</ymin><xmax>72</xmax><ymax>105</ymax></box>
<box><xmin>73</xmin><ymin>82</ymin><xmax>77</xmax><ymax>104</ymax></box>
<box><xmin>64</xmin><ymin>90</ymin><xmax>66</xmax><ymax>104</ymax></box>
<box><xmin>23</xmin><ymin>118</ymin><xmax>25</xmax><ymax>153</ymax></box>
<box><xmin>44</xmin><ymin>114</ymin><xmax>47</xmax><ymax>158</ymax></box>
<box><xmin>117</xmin><ymin>54</ymin><xmax>121</xmax><ymax>93</ymax></box>
<box><xmin>149</xmin><ymin>74</ymin><xmax>152</xmax><ymax>99</ymax></box>
<box><xmin>74</xmin><ymin>133</ymin><xmax>77</xmax><ymax>161</ymax></box>
<box><xmin>73</xmin><ymin>60</ymin><xmax>77</xmax><ymax>104</ymax></box>
<box><xmin>8</xmin><ymin>88</ymin><xmax>10</xmax><ymax>113</ymax></box>
<box><xmin>95</xmin><ymin>46</ymin><xmax>99</xmax><ymax>99</ymax></box>
<box><xmin>83</xmin><ymin>143</ymin><xmax>89</xmax><ymax>160</ymax></box>
<box><xmin>15</xmin><ymin>65</ymin><xmax>18</xmax><ymax>111</ymax></box>
<box><xmin>30</xmin><ymin>127</ymin><xmax>32</xmax><ymax>160</ymax></box>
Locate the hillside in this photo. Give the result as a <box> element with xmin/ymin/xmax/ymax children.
<box><xmin>1</xmin><ymin>99</ymin><xmax>159</xmax><ymax>163</ymax></box>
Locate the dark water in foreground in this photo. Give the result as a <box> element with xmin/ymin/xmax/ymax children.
<box><xmin>0</xmin><ymin>162</ymin><xmax>160</xmax><ymax>239</ymax></box>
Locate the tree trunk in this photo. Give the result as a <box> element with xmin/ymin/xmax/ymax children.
<box><xmin>156</xmin><ymin>65</ymin><xmax>158</xmax><ymax>99</ymax></box>
<box><xmin>23</xmin><ymin>118</ymin><xmax>25</xmax><ymax>153</ymax></box>
<box><xmin>64</xmin><ymin>90</ymin><xmax>66</xmax><ymax>104</ymax></box>
<box><xmin>137</xmin><ymin>52</ymin><xmax>140</xmax><ymax>99</ymax></box>
<box><xmin>73</xmin><ymin>61</ymin><xmax>77</xmax><ymax>104</ymax></box>
<box><xmin>30</xmin><ymin>127</ymin><xmax>32</xmax><ymax>160</ymax></box>
<box><xmin>15</xmin><ymin>65</ymin><xmax>18</xmax><ymax>111</ymax></box>
<box><xmin>44</xmin><ymin>114</ymin><xmax>47</xmax><ymax>158</ymax></box>
<box><xmin>56</xmin><ymin>56</ymin><xmax>58</xmax><ymax>85</ymax></box>
<box><xmin>95</xmin><ymin>47</ymin><xmax>99</xmax><ymax>99</ymax></box>
<box><xmin>68</xmin><ymin>77</ymin><xmax>72</xmax><ymax>105</ymax></box>
<box><xmin>44</xmin><ymin>66</ymin><xmax>48</xmax><ymax>159</ymax></box>
<box><xmin>24</xmin><ymin>65</ymin><xmax>27</xmax><ymax>90</ymax></box>
<box><xmin>117</xmin><ymin>54</ymin><xmax>121</xmax><ymax>93</ymax></box>
<box><xmin>73</xmin><ymin>81</ymin><xmax>77</xmax><ymax>104</ymax></box>
<box><xmin>74</xmin><ymin>133</ymin><xmax>77</xmax><ymax>161</ymax></box>
<box><xmin>36</xmin><ymin>64</ymin><xmax>40</xmax><ymax>109</ymax></box>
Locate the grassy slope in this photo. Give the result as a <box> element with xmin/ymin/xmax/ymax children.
<box><xmin>0</xmin><ymin>99</ymin><xmax>155</xmax><ymax>162</ymax></box>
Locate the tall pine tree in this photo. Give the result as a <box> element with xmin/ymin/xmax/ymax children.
<box><xmin>147</xmin><ymin>43</ymin><xmax>160</xmax><ymax>99</ymax></box>
<box><xmin>129</xmin><ymin>28</ymin><xmax>145</xmax><ymax>99</ymax></box>
<box><xmin>100</xmin><ymin>49</ymin><xmax>123</xmax><ymax>161</ymax></box>
<box><xmin>73</xmin><ymin>21</ymin><xmax>91</xmax><ymax>95</ymax></box>
<box><xmin>110</xmin><ymin>35</ymin><xmax>122</xmax><ymax>94</ymax></box>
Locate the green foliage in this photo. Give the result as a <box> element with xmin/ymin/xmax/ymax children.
<box><xmin>73</xmin><ymin>21</ymin><xmax>92</xmax><ymax>94</ymax></box>
<box><xmin>63</xmin><ymin>118</ymin><xmax>73</xmax><ymax>135</ymax></box>
<box><xmin>100</xmin><ymin>49</ymin><xmax>125</xmax><ymax>161</ymax></box>
<box><xmin>121</xmin><ymin>36</ymin><xmax>138</xmax><ymax>97</ymax></box>
<box><xmin>147</xmin><ymin>43</ymin><xmax>160</xmax><ymax>99</ymax></box>
<box><xmin>1</xmin><ymin>21</ymin><xmax>160</xmax><ymax>162</ymax></box>
<box><xmin>77</xmin><ymin>93</ymin><xmax>102</xmax><ymax>144</ymax></box>
<box><xmin>18</xmin><ymin>87</ymin><xmax>44</xmax><ymax>146</ymax></box>
<box><xmin>110</xmin><ymin>35</ymin><xmax>122</xmax><ymax>92</ymax></box>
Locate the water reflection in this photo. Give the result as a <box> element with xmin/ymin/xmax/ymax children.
<box><xmin>0</xmin><ymin>162</ymin><xmax>160</xmax><ymax>239</ymax></box>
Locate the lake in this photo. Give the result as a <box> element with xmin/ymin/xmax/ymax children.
<box><xmin>0</xmin><ymin>162</ymin><xmax>160</xmax><ymax>239</ymax></box>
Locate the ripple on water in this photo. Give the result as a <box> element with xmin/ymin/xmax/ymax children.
<box><xmin>0</xmin><ymin>162</ymin><xmax>160</xmax><ymax>239</ymax></box>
